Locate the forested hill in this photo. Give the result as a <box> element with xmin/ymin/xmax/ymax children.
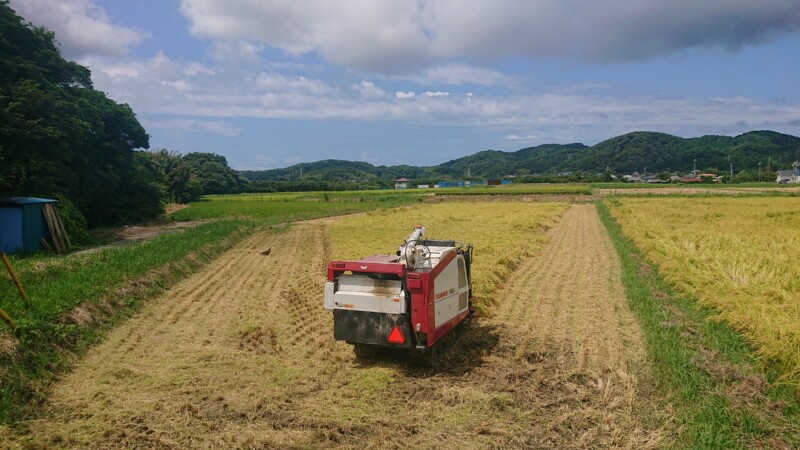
<box><xmin>241</xmin><ymin>131</ymin><xmax>800</xmax><ymax>182</ymax></box>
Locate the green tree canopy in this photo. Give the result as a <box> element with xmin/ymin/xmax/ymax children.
<box><xmin>0</xmin><ymin>1</ymin><xmax>158</xmax><ymax>226</ymax></box>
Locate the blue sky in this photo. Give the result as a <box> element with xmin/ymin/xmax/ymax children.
<box><xmin>10</xmin><ymin>0</ymin><xmax>800</xmax><ymax>170</ymax></box>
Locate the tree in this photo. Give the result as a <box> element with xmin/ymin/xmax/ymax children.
<box><xmin>140</xmin><ymin>149</ymin><xmax>202</xmax><ymax>204</ymax></box>
<box><xmin>0</xmin><ymin>2</ymin><xmax>157</xmax><ymax>226</ymax></box>
<box><xmin>183</xmin><ymin>153</ymin><xmax>248</xmax><ymax>195</ymax></box>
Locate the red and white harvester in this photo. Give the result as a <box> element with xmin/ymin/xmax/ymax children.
<box><xmin>324</xmin><ymin>226</ymin><xmax>474</xmax><ymax>359</ymax></box>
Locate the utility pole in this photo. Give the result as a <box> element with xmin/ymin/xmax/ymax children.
<box><xmin>693</xmin><ymin>158</ymin><xmax>697</xmax><ymax>176</ymax></box>
<box><xmin>730</xmin><ymin>162</ymin><xmax>733</xmax><ymax>184</ymax></box>
<box><xmin>758</xmin><ymin>161</ymin><xmax>762</xmax><ymax>182</ymax></box>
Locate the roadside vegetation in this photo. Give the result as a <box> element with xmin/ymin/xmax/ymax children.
<box><xmin>598</xmin><ymin>200</ymin><xmax>800</xmax><ymax>448</ymax></box>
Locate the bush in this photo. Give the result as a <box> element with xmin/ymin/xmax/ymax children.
<box><xmin>54</xmin><ymin>195</ymin><xmax>90</xmax><ymax>247</ymax></box>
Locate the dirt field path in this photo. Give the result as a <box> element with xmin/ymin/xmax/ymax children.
<box><xmin>486</xmin><ymin>204</ymin><xmax>668</xmax><ymax>447</ymax></box>
<box><xmin>11</xmin><ymin>205</ymin><xmax>668</xmax><ymax>449</ymax></box>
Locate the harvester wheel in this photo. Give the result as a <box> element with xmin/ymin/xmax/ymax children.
<box><xmin>353</xmin><ymin>343</ymin><xmax>378</xmax><ymax>359</ymax></box>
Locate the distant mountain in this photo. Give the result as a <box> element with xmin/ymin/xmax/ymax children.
<box><xmin>239</xmin><ymin>131</ymin><xmax>800</xmax><ymax>182</ymax></box>
<box><xmin>575</xmin><ymin>130</ymin><xmax>800</xmax><ymax>173</ymax></box>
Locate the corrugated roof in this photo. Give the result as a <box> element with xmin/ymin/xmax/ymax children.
<box><xmin>0</xmin><ymin>197</ymin><xmax>57</xmax><ymax>206</ymax></box>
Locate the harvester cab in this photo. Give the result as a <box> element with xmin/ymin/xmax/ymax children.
<box><xmin>323</xmin><ymin>226</ymin><xmax>474</xmax><ymax>360</ymax></box>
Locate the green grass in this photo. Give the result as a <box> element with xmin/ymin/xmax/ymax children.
<box><xmin>596</xmin><ymin>201</ymin><xmax>800</xmax><ymax>449</ymax></box>
<box><xmin>171</xmin><ymin>192</ymin><xmax>422</xmax><ymax>221</ymax></box>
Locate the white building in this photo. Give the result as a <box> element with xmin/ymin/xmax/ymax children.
<box><xmin>776</xmin><ymin>162</ymin><xmax>800</xmax><ymax>183</ymax></box>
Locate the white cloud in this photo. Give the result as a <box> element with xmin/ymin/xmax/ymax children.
<box><xmin>504</xmin><ymin>134</ymin><xmax>541</xmax><ymax>142</ymax></box>
<box><xmin>236</xmin><ymin>153</ymin><xmax>275</xmax><ymax>170</ymax></box>
<box><xmin>284</xmin><ymin>155</ymin><xmax>304</xmax><ymax>164</ymax></box>
<box><xmin>179</xmin><ymin>0</ymin><xmax>800</xmax><ymax>72</ymax></box>
<box><xmin>145</xmin><ymin>119</ymin><xmax>242</xmax><ymax>136</ymax></box>
<box><xmin>83</xmin><ymin>50</ymin><xmax>799</xmax><ymax>148</ymax></box>
<box><xmin>353</xmin><ymin>81</ymin><xmax>388</xmax><ymax>99</ymax></box>
<box><xmin>360</xmin><ymin>150</ymin><xmax>379</xmax><ymax>164</ymax></box>
<box><xmin>402</xmin><ymin>64</ymin><xmax>514</xmax><ymax>86</ymax></box>
<box><xmin>209</xmin><ymin>40</ymin><xmax>264</xmax><ymax>65</ymax></box>
<box><xmin>9</xmin><ymin>0</ymin><xmax>148</xmax><ymax>58</ymax></box>
<box><xmin>256</xmin><ymin>73</ymin><xmax>330</xmax><ymax>95</ymax></box>
<box><xmin>255</xmin><ymin>153</ymin><xmax>274</xmax><ymax>163</ymax></box>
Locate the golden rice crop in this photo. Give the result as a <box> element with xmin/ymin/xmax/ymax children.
<box><xmin>606</xmin><ymin>197</ymin><xmax>800</xmax><ymax>388</ymax></box>
<box><xmin>327</xmin><ymin>202</ymin><xmax>569</xmax><ymax>310</ymax></box>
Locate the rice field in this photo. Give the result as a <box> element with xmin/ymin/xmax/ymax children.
<box><xmin>170</xmin><ymin>193</ymin><xmax>421</xmax><ymax>221</ymax></box>
<box><xmin>606</xmin><ymin>197</ymin><xmax>800</xmax><ymax>389</ymax></box>
<box><xmin>9</xmin><ymin>201</ymin><xmax>675</xmax><ymax>449</ymax></box>
<box><xmin>328</xmin><ymin>202</ymin><xmax>570</xmax><ymax>309</ymax></box>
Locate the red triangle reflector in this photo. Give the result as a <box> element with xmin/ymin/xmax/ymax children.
<box><xmin>387</xmin><ymin>326</ymin><xmax>405</xmax><ymax>344</ymax></box>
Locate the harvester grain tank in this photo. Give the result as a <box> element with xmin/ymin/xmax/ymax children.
<box><xmin>323</xmin><ymin>226</ymin><xmax>474</xmax><ymax>359</ymax></box>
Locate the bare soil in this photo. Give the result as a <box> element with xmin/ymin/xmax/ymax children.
<box><xmin>164</xmin><ymin>203</ymin><xmax>189</xmax><ymax>215</ymax></box>
<box><xmin>9</xmin><ymin>206</ymin><xmax>670</xmax><ymax>449</ymax></box>
<box><xmin>115</xmin><ymin>220</ymin><xmax>209</xmax><ymax>241</ymax></box>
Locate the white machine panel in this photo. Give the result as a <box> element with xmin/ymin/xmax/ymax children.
<box><xmin>328</xmin><ymin>274</ymin><xmax>405</xmax><ymax>314</ymax></box>
<box><xmin>323</xmin><ymin>281</ymin><xmax>335</xmax><ymax>310</ymax></box>
<box><xmin>433</xmin><ymin>255</ymin><xmax>470</xmax><ymax>327</ymax></box>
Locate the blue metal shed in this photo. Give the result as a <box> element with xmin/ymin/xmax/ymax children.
<box><xmin>0</xmin><ymin>197</ymin><xmax>57</xmax><ymax>254</ymax></box>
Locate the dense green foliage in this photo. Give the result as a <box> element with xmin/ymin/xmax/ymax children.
<box><xmin>0</xmin><ymin>1</ymin><xmax>159</xmax><ymax>226</ymax></box>
<box><xmin>138</xmin><ymin>149</ymin><xmax>202</xmax><ymax>204</ymax></box>
<box><xmin>241</xmin><ymin>132</ymin><xmax>800</xmax><ymax>185</ymax></box>
<box><xmin>138</xmin><ymin>150</ymin><xmax>247</xmax><ymax>204</ymax></box>
<box><xmin>183</xmin><ymin>152</ymin><xmax>248</xmax><ymax>195</ymax></box>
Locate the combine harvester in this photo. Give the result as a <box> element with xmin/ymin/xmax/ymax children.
<box><xmin>324</xmin><ymin>226</ymin><xmax>474</xmax><ymax>362</ymax></box>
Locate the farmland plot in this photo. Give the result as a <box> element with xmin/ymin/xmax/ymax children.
<box><xmin>7</xmin><ymin>202</ymin><xmax>667</xmax><ymax>448</ymax></box>
<box><xmin>607</xmin><ymin>197</ymin><xmax>800</xmax><ymax>390</ymax></box>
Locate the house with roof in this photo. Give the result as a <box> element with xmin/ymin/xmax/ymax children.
<box><xmin>776</xmin><ymin>162</ymin><xmax>800</xmax><ymax>183</ymax></box>
<box><xmin>698</xmin><ymin>173</ymin><xmax>723</xmax><ymax>183</ymax></box>
<box><xmin>394</xmin><ymin>178</ymin><xmax>411</xmax><ymax>189</ymax></box>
